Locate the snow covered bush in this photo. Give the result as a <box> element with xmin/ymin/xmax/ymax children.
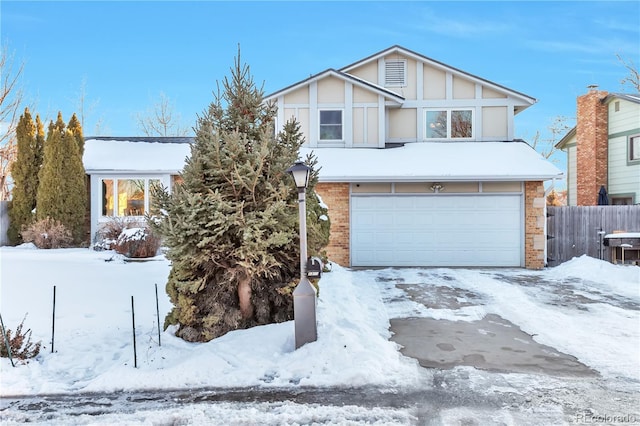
<box><xmin>21</xmin><ymin>217</ymin><xmax>73</xmax><ymax>249</ymax></box>
<box><xmin>0</xmin><ymin>315</ymin><xmax>42</xmax><ymax>362</ymax></box>
<box><xmin>93</xmin><ymin>217</ymin><xmax>128</xmax><ymax>251</ymax></box>
<box><xmin>114</xmin><ymin>226</ymin><xmax>161</xmax><ymax>258</ymax></box>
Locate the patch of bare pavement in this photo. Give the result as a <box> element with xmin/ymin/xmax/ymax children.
<box><xmin>391</xmin><ymin>314</ymin><xmax>597</xmax><ymax>377</ymax></box>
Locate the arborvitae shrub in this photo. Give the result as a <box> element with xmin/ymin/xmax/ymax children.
<box><xmin>21</xmin><ymin>217</ymin><xmax>73</xmax><ymax>249</ymax></box>
<box><xmin>0</xmin><ymin>315</ymin><xmax>42</xmax><ymax>361</ymax></box>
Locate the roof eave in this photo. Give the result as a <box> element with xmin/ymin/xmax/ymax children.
<box><xmin>317</xmin><ymin>173</ymin><xmax>564</xmax><ymax>183</ymax></box>
<box><xmin>85</xmin><ymin>169</ymin><xmax>182</xmax><ymax>174</ymax></box>
<box><xmin>340</xmin><ymin>45</ymin><xmax>537</xmax><ymax>106</ymax></box>
<box><xmin>265</xmin><ymin>69</ymin><xmax>405</xmax><ymax>103</ymax></box>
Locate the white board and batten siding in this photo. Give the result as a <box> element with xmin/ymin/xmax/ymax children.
<box><xmin>351</xmin><ymin>193</ymin><xmax>523</xmax><ymax>267</ymax></box>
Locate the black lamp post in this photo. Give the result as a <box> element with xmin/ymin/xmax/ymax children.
<box><xmin>286</xmin><ymin>161</ymin><xmax>317</xmax><ymax>349</ymax></box>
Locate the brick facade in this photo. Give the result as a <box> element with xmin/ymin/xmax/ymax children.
<box><xmin>576</xmin><ymin>89</ymin><xmax>609</xmax><ymax>206</ymax></box>
<box><xmin>315</xmin><ymin>183</ymin><xmax>350</xmax><ymax>266</ymax></box>
<box><xmin>524</xmin><ymin>181</ymin><xmax>546</xmax><ymax>269</ymax></box>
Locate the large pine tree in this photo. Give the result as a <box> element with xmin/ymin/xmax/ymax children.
<box><xmin>150</xmin><ymin>52</ymin><xmax>329</xmax><ymax>342</ymax></box>
<box><xmin>8</xmin><ymin>108</ymin><xmax>44</xmax><ymax>244</ymax></box>
<box><xmin>36</xmin><ymin>112</ymin><xmax>87</xmax><ymax>244</ymax></box>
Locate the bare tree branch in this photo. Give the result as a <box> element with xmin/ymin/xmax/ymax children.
<box><xmin>0</xmin><ymin>44</ymin><xmax>26</xmax><ymax>200</ymax></box>
<box><xmin>617</xmin><ymin>53</ymin><xmax>640</xmax><ymax>93</ymax></box>
<box><xmin>530</xmin><ymin>115</ymin><xmax>572</xmax><ymax>161</ymax></box>
<box><xmin>74</xmin><ymin>77</ymin><xmax>102</xmax><ymax>135</ymax></box>
<box><xmin>136</xmin><ymin>92</ymin><xmax>191</xmax><ymax>137</ymax></box>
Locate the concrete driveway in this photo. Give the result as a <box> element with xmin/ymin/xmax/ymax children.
<box><xmin>378</xmin><ymin>270</ymin><xmax>602</xmax><ymax>377</ymax></box>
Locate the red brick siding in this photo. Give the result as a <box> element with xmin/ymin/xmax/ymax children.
<box><xmin>576</xmin><ymin>90</ymin><xmax>608</xmax><ymax>206</ymax></box>
<box><xmin>315</xmin><ymin>183</ymin><xmax>350</xmax><ymax>266</ymax></box>
<box><xmin>525</xmin><ymin>181</ymin><xmax>545</xmax><ymax>269</ymax></box>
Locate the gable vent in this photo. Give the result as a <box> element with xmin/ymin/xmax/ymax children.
<box><xmin>385</xmin><ymin>59</ymin><xmax>406</xmax><ymax>87</ymax></box>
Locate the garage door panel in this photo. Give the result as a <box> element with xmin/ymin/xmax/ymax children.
<box><xmin>351</xmin><ymin>195</ymin><xmax>522</xmax><ymax>267</ymax></box>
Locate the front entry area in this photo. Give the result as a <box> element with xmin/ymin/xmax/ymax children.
<box><xmin>350</xmin><ymin>195</ymin><xmax>523</xmax><ymax>267</ymax></box>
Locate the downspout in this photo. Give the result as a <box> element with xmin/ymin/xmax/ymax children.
<box><xmin>543</xmin><ymin>178</ymin><xmax>557</xmax><ymax>267</ymax></box>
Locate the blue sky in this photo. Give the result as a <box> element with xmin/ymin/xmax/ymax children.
<box><xmin>2</xmin><ymin>1</ymin><xmax>639</xmax><ymax>166</ymax></box>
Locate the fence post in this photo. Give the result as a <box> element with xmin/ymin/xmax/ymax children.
<box><xmin>131</xmin><ymin>296</ymin><xmax>137</xmax><ymax>368</ymax></box>
<box><xmin>51</xmin><ymin>286</ymin><xmax>56</xmax><ymax>353</ymax></box>
<box><xmin>155</xmin><ymin>284</ymin><xmax>161</xmax><ymax>347</ymax></box>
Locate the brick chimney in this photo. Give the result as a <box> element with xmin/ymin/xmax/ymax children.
<box><xmin>576</xmin><ymin>86</ymin><xmax>608</xmax><ymax>206</ymax></box>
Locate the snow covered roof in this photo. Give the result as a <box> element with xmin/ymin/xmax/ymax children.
<box><xmin>83</xmin><ymin>138</ymin><xmax>561</xmax><ymax>181</ymax></box>
<box><xmin>300</xmin><ymin>141</ymin><xmax>563</xmax><ymax>182</ymax></box>
<box><xmin>83</xmin><ymin>138</ymin><xmax>192</xmax><ymax>173</ymax></box>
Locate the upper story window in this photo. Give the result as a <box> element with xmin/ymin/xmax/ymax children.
<box><xmin>630</xmin><ymin>134</ymin><xmax>640</xmax><ymax>163</ymax></box>
<box><xmin>319</xmin><ymin>110</ymin><xmax>343</xmax><ymax>141</ymax></box>
<box><xmin>425</xmin><ymin>109</ymin><xmax>473</xmax><ymax>139</ymax></box>
<box><xmin>385</xmin><ymin>59</ymin><xmax>407</xmax><ymax>87</ymax></box>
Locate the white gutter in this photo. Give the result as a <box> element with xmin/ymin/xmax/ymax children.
<box><xmin>317</xmin><ymin>174</ymin><xmax>564</xmax><ymax>183</ymax></box>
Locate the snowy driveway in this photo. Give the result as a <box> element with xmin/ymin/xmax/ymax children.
<box><xmin>371</xmin><ymin>262</ymin><xmax>639</xmax><ymax>382</ymax></box>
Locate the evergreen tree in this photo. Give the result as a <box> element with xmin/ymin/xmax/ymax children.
<box><xmin>7</xmin><ymin>108</ymin><xmax>43</xmax><ymax>244</ymax></box>
<box><xmin>36</xmin><ymin>112</ymin><xmax>87</xmax><ymax>244</ymax></box>
<box><xmin>150</xmin><ymin>51</ymin><xmax>329</xmax><ymax>342</ymax></box>
<box><xmin>67</xmin><ymin>113</ymin><xmax>84</xmax><ymax>156</ymax></box>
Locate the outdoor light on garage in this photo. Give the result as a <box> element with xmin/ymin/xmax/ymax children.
<box><xmin>286</xmin><ymin>161</ymin><xmax>317</xmax><ymax>349</ymax></box>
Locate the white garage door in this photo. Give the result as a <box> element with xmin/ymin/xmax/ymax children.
<box><xmin>351</xmin><ymin>195</ymin><xmax>522</xmax><ymax>267</ymax></box>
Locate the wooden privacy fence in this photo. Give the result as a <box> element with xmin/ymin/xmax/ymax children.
<box><xmin>546</xmin><ymin>205</ymin><xmax>640</xmax><ymax>267</ymax></box>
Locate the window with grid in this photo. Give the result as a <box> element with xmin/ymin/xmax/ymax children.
<box><xmin>425</xmin><ymin>109</ymin><xmax>473</xmax><ymax>139</ymax></box>
<box><xmin>319</xmin><ymin>110</ymin><xmax>343</xmax><ymax>141</ymax></box>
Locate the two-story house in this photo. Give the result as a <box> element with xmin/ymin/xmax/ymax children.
<box><xmin>556</xmin><ymin>87</ymin><xmax>640</xmax><ymax>206</ymax></box>
<box><xmin>265</xmin><ymin>45</ymin><xmax>561</xmax><ymax>269</ymax></box>
<box><xmin>83</xmin><ymin>46</ymin><xmax>561</xmax><ymax>269</ymax></box>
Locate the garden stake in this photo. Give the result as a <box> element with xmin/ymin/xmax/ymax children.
<box><xmin>131</xmin><ymin>296</ymin><xmax>137</xmax><ymax>368</ymax></box>
<box><xmin>155</xmin><ymin>284</ymin><xmax>161</xmax><ymax>347</ymax></box>
<box><xmin>0</xmin><ymin>312</ymin><xmax>15</xmax><ymax>367</ymax></box>
<box><xmin>51</xmin><ymin>285</ymin><xmax>56</xmax><ymax>353</ymax></box>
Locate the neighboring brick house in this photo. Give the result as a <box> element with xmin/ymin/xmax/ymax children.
<box><xmin>556</xmin><ymin>88</ymin><xmax>640</xmax><ymax>206</ymax></box>
<box><xmin>265</xmin><ymin>45</ymin><xmax>562</xmax><ymax>269</ymax></box>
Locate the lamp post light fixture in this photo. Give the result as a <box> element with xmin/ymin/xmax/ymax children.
<box><xmin>286</xmin><ymin>161</ymin><xmax>317</xmax><ymax>349</ymax></box>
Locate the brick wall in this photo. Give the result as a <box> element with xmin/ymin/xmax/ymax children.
<box><xmin>525</xmin><ymin>181</ymin><xmax>545</xmax><ymax>269</ymax></box>
<box><xmin>315</xmin><ymin>183</ymin><xmax>350</xmax><ymax>266</ymax></box>
<box><xmin>576</xmin><ymin>89</ymin><xmax>609</xmax><ymax>206</ymax></box>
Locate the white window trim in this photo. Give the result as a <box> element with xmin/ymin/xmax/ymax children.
<box><xmin>629</xmin><ymin>134</ymin><xmax>640</xmax><ymax>164</ymax></box>
<box><xmin>99</xmin><ymin>176</ymin><xmax>163</xmax><ymax>218</ymax></box>
<box><xmin>423</xmin><ymin>108</ymin><xmax>475</xmax><ymax>140</ymax></box>
<box><xmin>318</xmin><ymin>109</ymin><xmax>344</xmax><ymax>142</ymax></box>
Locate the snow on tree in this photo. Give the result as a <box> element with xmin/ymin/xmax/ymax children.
<box><xmin>36</xmin><ymin>112</ymin><xmax>87</xmax><ymax>244</ymax></box>
<box><xmin>7</xmin><ymin>108</ymin><xmax>44</xmax><ymax>244</ymax></box>
<box><xmin>149</xmin><ymin>51</ymin><xmax>329</xmax><ymax>342</ymax></box>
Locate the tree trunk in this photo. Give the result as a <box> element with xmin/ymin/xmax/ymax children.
<box><xmin>237</xmin><ymin>273</ymin><xmax>253</xmax><ymax>320</ymax></box>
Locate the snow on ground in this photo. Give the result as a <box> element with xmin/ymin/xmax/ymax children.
<box><xmin>0</xmin><ymin>245</ymin><xmax>424</xmax><ymax>396</ymax></box>
<box><xmin>0</xmin><ymin>246</ymin><xmax>639</xmax><ymax>424</ymax></box>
